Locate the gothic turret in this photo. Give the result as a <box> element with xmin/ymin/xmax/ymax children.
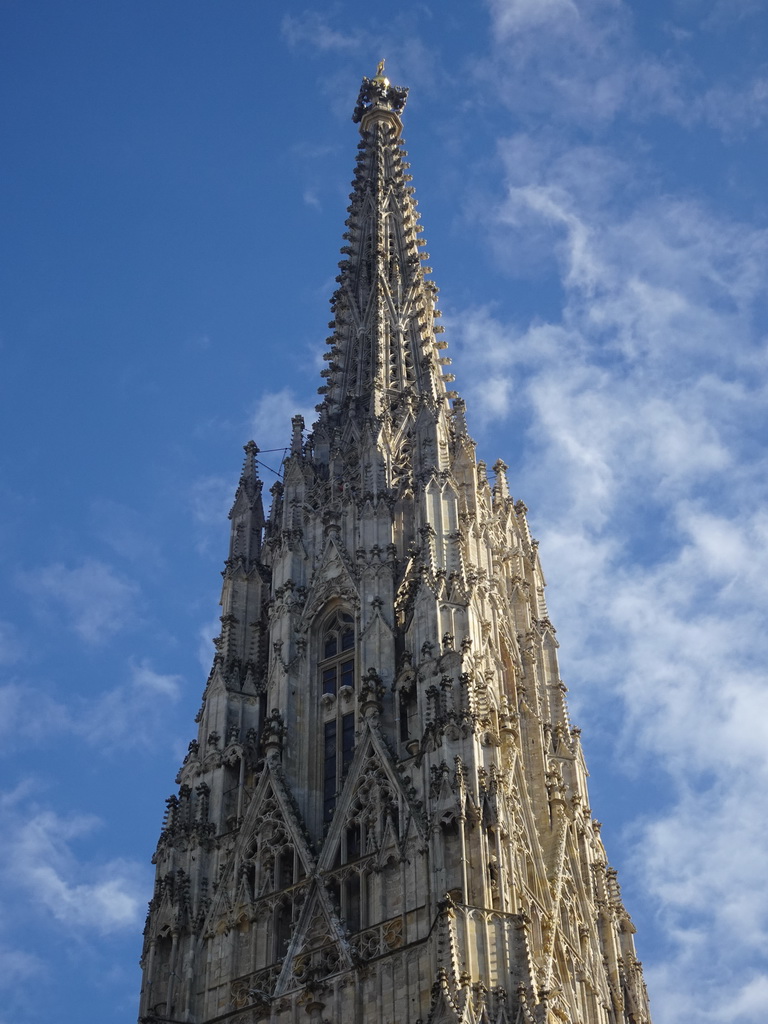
<box><xmin>138</xmin><ymin>67</ymin><xmax>652</xmax><ymax>1024</ymax></box>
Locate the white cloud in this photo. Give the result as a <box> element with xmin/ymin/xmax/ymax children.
<box><xmin>90</xmin><ymin>498</ymin><xmax>164</xmax><ymax>565</ymax></box>
<box><xmin>450</xmin><ymin>108</ymin><xmax>768</xmax><ymax>1022</ymax></box>
<box><xmin>249</xmin><ymin>386</ymin><xmax>316</xmax><ymax>461</ymax></box>
<box><xmin>82</xmin><ymin>660</ymin><xmax>183</xmax><ymax>747</ymax></box>
<box><xmin>481</xmin><ymin>0</ymin><xmax>641</xmax><ymax>124</ymax></box>
<box><xmin>483</xmin><ymin>0</ymin><xmax>768</xmax><ymax>136</ymax></box>
<box><xmin>303</xmin><ymin>188</ymin><xmax>322</xmax><ymax>211</ymax></box>
<box><xmin>281</xmin><ymin>12</ymin><xmax>364</xmax><ymax>53</ymax></box>
<box><xmin>198</xmin><ymin>613</ymin><xmax>221</xmax><ymax>675</ymax></box>
<box><xmin>0</xmin><ymin>660</ymin><xmax>181</xmax><ymax>752</ymax></box>
<box><xmin>694</xmin><ymin>76</ymin><xmax>768</xmax><ymax>134</ymax></box>
<box><xmin>0</xmin><ymin>683</ymin><xmax>70</xmax><ymax>743</ymax></box>
<box><xmin>0</xmin><ymin>621</ymin><xmax>23</xmax><ymax>665</ymax></box>
<box><xmin>487</xmin><ymin>0</ymin><xmax>581</xmax><ymax>34</ymax></box>
<box><xmin>0</xmin><ymin>946</ymin><xmax>42</xmax><ymax>988</ymax></box>
<box><xmin>190</xmin><ymin>474</ymin><xmax>233</xmax><ymax>527</ymax></box>
<box><xmin>188</xmin><ymin>474</ymin><xmax>235</xmax><ymax>559</ymax></box>
<box><xmin>27</xmin><ymin>559</ymin><xmax>139</xmax><ymax>645</ymax></box>
<box><xmin>695</xmin><ymin>0</ymin><xmax>766</xmax><ymax>31</ymax></box>
<box><xmin>131</xmin><ymin>659</ymin><xmax>182</xmax><ymax>698</ymax></box>
<box><xmin>0</xmin><ymin>786</ymin><xmax>147</xmax><ymax>936</ymax></box>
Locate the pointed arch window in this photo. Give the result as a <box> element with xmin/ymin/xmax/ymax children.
<box><xmin>320</xmin><ymin>610</ymin><xmax>355</xmax><ymax>696</ymax></box>
<box><xmin>318</xmin><ymin>608</ymin><xmax>357</xmax><ymax>822</ymax></box>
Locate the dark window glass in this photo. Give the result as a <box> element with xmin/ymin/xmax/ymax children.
<box><xmin>322</xmin><ymin>666</ymin><xmax>337</xmax><ymax>695</ymax></box>
<box><xmin>278</xmin><ymin>849</ymin><xmax>294</xmax><ymax>889</ymax></box>
<box><xmin>274</xmin><ymin>903</ymin><xmax>292</xmax><ymax>959</ymax></box>
<box><xmin>328</xmin><ymin>880</ymin><xmax>340</xmax><ymax>910</ymax></box>
<box><xmin>320</xmin><ymin>611</ymin><xmax>357</xmax><ymax>825</ymax></box>
<box><xmin>342</xmin><ymin>713</ymin><xmax>355</xmax><ymax>776</ymax></box>
<box><xmin>340</xmin><ymin>659</ymin><xmax>354</xmax><ymax>690</ymax></box>
<box><xmin>324</xmin><ymin>721</ymin><xmax>337</xmax><ymax>820</ymax></box>
<box><xmin>346</xmin><ymin>874</ymin><xmax>361</xmax><ymax>933</ymax></box>
<box><xmin>246</xmin><ymin>862</ymin><xmax>256</xmax><ymax>898</ymax></box>
<box><xmin>346</xmin><ymin>824</ymin><xmax>361</xmax><ymax>860</ymax></box>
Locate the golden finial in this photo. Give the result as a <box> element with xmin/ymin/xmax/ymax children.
<box><xmin>373</xmin><ymin>59</ymin><xmax>389</xmax><ymax>87</ymax></box>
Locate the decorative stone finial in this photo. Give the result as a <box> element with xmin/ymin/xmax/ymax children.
<box><xmin>241</xmin><ymin>440</ymin><xmax>260</xmax><ymax>485</ymax></box>
<box><xmin>352</xmin><ymin>62</ymin><xmax>409</xmax><ymax>129</ymax></box>
<box><xmin>291</xmin><ymin>415</ymin><xmax>305</xmax><ymax>455</ymax></box>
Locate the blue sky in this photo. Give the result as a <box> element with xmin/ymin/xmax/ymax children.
<box><xmin>2</xmin><ymin>2</ymin><xmax>767</xmax><ymax>1021</ymax></box>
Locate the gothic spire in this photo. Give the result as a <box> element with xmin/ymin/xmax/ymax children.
<box><xmin>315</xmin><ymin>63</ymin><xmax>454</xmax><ymax>430</ymax></box>
<box><xmin>139</xmin><ymin>71</ymin><xmax>652</xmax><ymax>1024</ymax></box>
<box><xmin>226</xmin><ymin>439</ymin><xmax>264</xmax><ymax>567</ymax></box>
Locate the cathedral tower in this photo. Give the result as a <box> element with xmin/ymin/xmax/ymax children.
<box><xmin>138</xmin><ymin>67</ymin><xmax>652</xmax><ymax>1024</ymax></box>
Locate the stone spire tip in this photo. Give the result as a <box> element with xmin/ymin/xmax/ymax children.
<box><xmin>352</xmin><ymin>62</ymin><xmax>408</xmax><ymax>127</ymax></box>
<box><xmin>241</xmin><ymin>441</ymin><xmax>260</xmax><ymax>486</ymax></box>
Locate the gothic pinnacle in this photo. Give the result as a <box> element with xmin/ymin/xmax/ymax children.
<box><xmin>314</xmin><ymin>69</ymin><xmax>452</xmax><ymax>438</ymax></box>
<box><xmin>352</xmin><ymin>60</ymin><xmax>409</xmax><ymax>132</ymax></box>
<box><xmin>241</xmin><ymin>439</ymin><xmax>260</xmax><ymax>490</ymax></box>
<box><xmin>227</xmin><ymin>439</ymin><xmax>264</xmax><ymax>560</ymax></box>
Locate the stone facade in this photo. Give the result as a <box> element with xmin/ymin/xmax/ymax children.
<box><xmin>138</xmin><ymin>67</ymin><xmax>652</xmax><ymax>1024</ymax></box>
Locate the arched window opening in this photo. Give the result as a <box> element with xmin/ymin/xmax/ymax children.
<box><xmin>244</xmin><ymin>860</ymin><xmax>256</xmax><ymax>900</ymax></box>
<box><xmin>278</xmin><ymin>847</ymin><xmax>295</xmax><ymax>890</ymax></box>
<box><xmin>345</xmin><ymin>873</ymin><xmax>361</xmax><ymax>933</ymax></box>
<box><xmin>325</xmin><ymin>873</ymin><xmax>363</xmax><ymax>935</ymax></box>
<box><xmin>222</xmin><ymin>758</ymin><xmax>241</xmax><ymax>832</ymax></box>
<box><xmin>328</xmin><ymin>879</ymin><xmax>341</xmax><ymax>912</ymax></box>
<box><xmin>399</xmin><ymin>684</ymin><xmax>418</xmax><ymax>747</ymax></box>
<box><xmin>155</xmin><ymin>929</ymin><xmax>172</xmax><ymax>976</ymax></box>
<box><xmin>273</xmin><ymin>901</ymin><xmax>292</xmax><ymax>962</ymax></box>
<box><xmin>320</xmin><ymin>611</ymin><xmax>355</xmax><ymax>696</ymax></box>
<box><xmin>318</xmin><ymin>608</ymin><xmax>357</xmax><ymax>825</ymax></box>
<box><xmin>346</xmin><ymin>822</ymin><xmax>362</xmax><ymax>861</ymax></box>
<box><xmin>323</xmin><ymin>712</ymin><xmax>355</xmax><ymax>822</ymax></box>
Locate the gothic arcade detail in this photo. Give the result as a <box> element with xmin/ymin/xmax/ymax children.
<box><xmin>139</xmin><ymin>65</ymin><xmax>652</xmax><ymax>1024</ymax></box>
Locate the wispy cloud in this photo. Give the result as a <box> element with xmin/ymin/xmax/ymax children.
<box><xmin>693</xmin><ymin>76</ymin><xmax>768</xmax><ymax>134</ymax></box>
<box><xmin>190</xmin><ymin>475</ymin><xmax>233</xmax><ymax>527</ymax></box>
<box><xmin>198</xmin><ymin>613</ymin><xmax>221</xmax><ymax>675</ymax></box>
<box><xmin>482</xmin><ymin>0</ymin><xmax>767</xmax><ymax>135</ymax></box>
<box><xmin>279</xmin><ymin>9</ymin><xmax>441</xmax><ymax>98</ymax></box>
<box><xmin>487</xmin><ymin>0</ymin><xmax>582</xmax><ymax>34</ymax></box>
<box><xmin>281</xmin><ymin>12</ymin><xmax>364</xmax><ymax>53</ymax></box>
<box><xmin>0</xmin><ymin>659</ymin><xmax>182</xmax><ymax>752</ymax></box>
<box><xmin>89</xmin><ymin>498</ymin><xmax>164</xmax><ymax>566</ymax></box>
<box><xmin>249</xmin><ymin>386</ymin><xmax>316</xmax><ymax>463</ymax></box>
<box><xmin>24</xmin><ymin>559</ymin><xmax>140</xmax><ymax>645</ymax></box>
<box><xmin>0</xmin><ymin>621</ymin><xmax>23</xmax><ymax>665</ymax></box>
<box><xmin>0</xmin><ymin>945</ymin><xmax>42</xmax><ymax>988</ymax></box>
<box><xmin>303</xmin><ymin>188</ymin><xmax>322</xmax><ymax>211</ymax></box>
<box><xmin>82</xmin><ymin>659</ymin><xmax>183</xmax><ymax>747</ymax></box>
<box><xmin>697</xmin><ymin>0</ymin><xmax>766</xmax><ymax>31</ymax></box>
<box><xmin>450</xmin><ymin>101</ymin><xmax>768</xmax><ymax>1021</ymax></box>
<box><xmin>0</xmin><ymin>789</ymin><xmax>146</xmax><ymax>935</ymax></box>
